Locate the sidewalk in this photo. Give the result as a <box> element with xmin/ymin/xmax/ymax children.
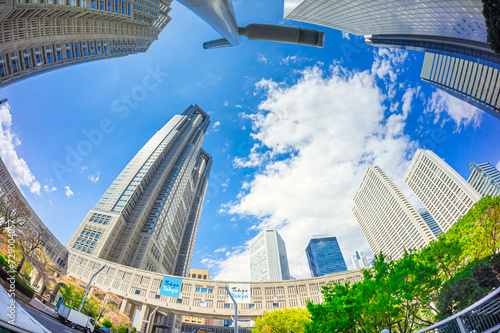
<box><xmin>30</xmin><ymin>297</ymin><xmax>56</xmax><ymax>317</ymax></box>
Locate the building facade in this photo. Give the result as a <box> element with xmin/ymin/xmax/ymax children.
<box><xmin>421</xmin><ymin>53</ymin><xmax>500</xmax><ymax>120</ymax></box>
<box><xmin>468</xmin><ymin>162</ymin><xmax>500</xmax><ymax>197</ymax></box>
<box><xmin>249</xmin><ymin>229</ymin><xmax>290</xmax><ymax>281</ymax></box>
<box><xmin>353</xmin><ymin>166</ymin><xmax>436</xmax><ymax>260</ymax></box>
<box><xmin>68</xmin><ymin>105</ymin><xmax>212</xmax><ymax>278</ymax></box>
<box><xmin>182</xmin><ymin>269</ymin><xmax>214</xmax><ymax>326</ymax></box>
<box><xmin>0</xmin><ymin>156</ymin><xmax>68</xmax><ymax>271</ymax></box>
<box><xmin>417</xmin><ymin>207</ymin><xmax>443</xmax><ymax>238</ymax></box>
<box><xmin>403</xmin><ymin>149</ymin><xmax>481</xmax><ymax>233</ymax></box>
<box><xmin>0</xmin><ymin>0</ymin><xmax>172</xmax><ymax>87</ymax></box>
<box><xmin>305</xmin><ymin>235</ymin><xmax>347</xmax><ymax>277</ymax></box>
<box><xmin>351</xmin><ymin>250</ymin><xmax>369</xmax><ymax>270</ymax></box>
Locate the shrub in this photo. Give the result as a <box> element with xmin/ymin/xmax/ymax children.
<box><xmin>116</xmin><ymin>325</ymin><xmax>129</xmax><ymax>333</ymax></box>
<box><xmin>482</xmin><ymin>0</ymin><xmax>500</xmax><ymax>53</ymax></box>
<box><xmin>101</xmin><ymin>318</ymin><xmax>113</xmax><ymax>328</ymax></box>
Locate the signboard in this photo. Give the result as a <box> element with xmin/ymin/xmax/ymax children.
<box><xmin>228</xmin><ymin>284</ymin><xmax>251</xmax><ymax>303</ymax></box>
<box><xmin>159</xmin><ymin>276</ymin><xmax>183</xmax><ymax>298</ymax></box>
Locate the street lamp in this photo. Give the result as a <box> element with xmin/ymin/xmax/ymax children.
<box><xmin>78</xmin><ymin>264</ymin><xmax>106</xmax><ymax>312</ymax></box>
<box><xmin>177</xmin><ymin>0</ymin><xmax>325</xmax><ymax>49</ymax></box>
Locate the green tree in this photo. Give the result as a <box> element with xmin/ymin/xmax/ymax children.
<box><xmin>482</xmin><ymin>0</ymin><xmax>500</xmax><ymax>53</ymax></box>
<box><xmin>101</xmin><ymin>318</ymin><xmax>113</xmax><ymax>328</ymax></box>
<box><xmin>253</xmin><ymin>308</ymin><xmax>310</xmax><ymax>333</ymax></box>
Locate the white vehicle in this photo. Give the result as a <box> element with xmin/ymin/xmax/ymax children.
<box><xmin>56</xmin><ymin>303</ymin><xmax>95</xmax><ymax>332</ymax></box>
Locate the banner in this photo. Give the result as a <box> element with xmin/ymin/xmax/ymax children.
<box><xmin>228</xmin><ymin>284</ymin><xmax>251</xmax><ymax>303</ymax></box>
<box><xmin>159</xmin><ymin>276</ymin><xmax>183</xmax><ymax>298</ymax></box>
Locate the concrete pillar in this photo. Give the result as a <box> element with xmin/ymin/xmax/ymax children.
<box><xmin>129</xmin><ymin>303</ymin><xmax>138</xmax><ymax>321</ymax></box>
<box><xmin>119</xmin><ymin>299</ymin><xmax>130</xmax><ymax>315</ymax></box>
<box><xmin>136</xmin><ymin>305</ymin><xmax>150</xmax><ymax>333</ymax></box>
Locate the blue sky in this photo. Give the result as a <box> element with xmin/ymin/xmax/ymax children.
<box><xmin>0</xmin><ymin>0</ymin><xmax>499</xmax><ymax>281</ymax></box>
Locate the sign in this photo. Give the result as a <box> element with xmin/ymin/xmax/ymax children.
<box><xmin>228</xmin><ymin>284</ymin><xmax>251</xmax><ymax>303</ymax></box>
<box><xmin>159</xmin><ymin>276</ymin><xmax>183</xmax><ymax>298</ymax></box>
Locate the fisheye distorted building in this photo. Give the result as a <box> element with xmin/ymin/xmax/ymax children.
<box><xmin>353</xmin><ymin>166</ymin><xmax>436</xmax><ymax>259</ymax></box>
<box><xmin>250</xmin><ymin>229</ymin><xmax>291</xmax><ymax>281</ymax></box>
<box><xmin>403</xmin><ymin>149</ymin><xmax>481</xmax><ymax>233</ymax></box>
<box><xmin>418</xmin><ymin>207</ymin><xmax>443</xmax><ymax>238</ymax></box>
<box><xmin>0</xmin><ymin>0</ymin><xmax>172</xmax><ymax>88</ymax></box>
<box><xmin>468</xmin><ymin>162</ymin><xmax>500</xmax><ymax>197</ymax></box>
<box><xmin>68</xmin><ymin>105</ymin><xmax>212</xmax><ymax>277</ymax></box>
<box><xmin>351</xmin><ymin>250</ymin><xmax>369</xmax><ymax>270</ymax></box>
<box><xmin>305</xmin><ymin>234</ymin><xmax>347</xmax><ymax>277</ymax></box>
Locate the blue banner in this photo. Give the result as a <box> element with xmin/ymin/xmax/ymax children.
<box><xmin>159</xmin><ymin>276</ymin><xmax>183</xmax><ymax>298</ymax></box>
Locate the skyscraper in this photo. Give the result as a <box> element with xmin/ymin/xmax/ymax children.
<box><xmin>0</xmin><ymin>0</ymin><xmax>172</xmax><ymax>88</ymax></box>
<box><xmin>68</xmin><ymin>105</ymin><xmax>212</xmax><ymax>277</ymax></box>
<box><xmin>306</xmin><ymin>235</ymin><xmax>347</xmax><ymax>277</ymax></box>
<box><xmin>249</xmin><ymin>229</ymin><xmax>290</xmax><ymax>281</ymax></box>
<box><xmin>403</xmin><ymin>149</ymin><xmax>481</xmax><ymax>233</ymax></box>
<box><xmin>353</xmin><ymin>166</ymin><xmax>436</xmax><ymax>260</ymax></box>
<box><xmin>418</xmin><ymin>207</ymin><xmax>443</xmax><ymax>238</ymax></box>
<box><xmin>351</xmin><ymin>250</ymin><xmax>369</xmax><ymax>270</ymax></box>
<box><xmin>468</xmin><ymin>162</ymin><xmax>500</xmax><ymax>197</ymax></box>
<box><xmin>284</xmin><ymin>0</ymin><xmax>499</xmax><ymax>66</ymax></box>
<box><xmin>420</xmin><ymin>53</ymin><xmax>500</xmax><ymax>120</ymax></box>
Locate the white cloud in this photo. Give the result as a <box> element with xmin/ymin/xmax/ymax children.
<box><xmin>371</xmin><ymin>48</ymin><xmax>408</xmax><ymax>83</ymax></box>
<box><xmin>81</xmin><ymin>166</ymin><xmax>88</xmax><ymax>171</ymax></box>
<box><xmin>224</xmin><ymin>101</ymin><xmax>229</xmax><ymax>107</ymax></box>
<box><xmin>43</xmin><ymin>185</ymin><xmax>57</xmax><ymax>193</ymax></box>
<box><xmin>214</xmin><ymin>247</ymin><xmax>227</xmax><ymax>253</ymax></box>
<box><xmin>214</xmin><ymin>58</ymin><xmax>418</xmax><ymax>281</ymax></box>
<box><xmin>497</xmin><ymin>160</ymin><xmax>500</xmax><ymax>171</ymax></box>
<box><xmin>0</xmin><ymin>104</ymin><xmax>41</xmax><ymax>196</ymax></box>
<box><xmin>341</xmin><ymin>31</ymin><xmax>350</xmax><ymax>40</ymax></box>
<box><xmin>258</xmin><ymin>54</ymin><xmax>268</xmax><ymax>64</ymax></box>
<box><xmin>280</xmin><ymin>55</ymin><xmax>297</xmax><ymax>65</ymax></box>
<box><xmin>425</xmin><ymin>89</ymin><xmax>481</xmax><ymax>132</ymax></box>
<box><xmin>212</xmin><ymin>121</ymin><xmax>220</xmax><ymax>133</ymax></box>
<box><xmin>65</xmin><ymin>186</ymin><xmax>74</xmax><ymax>197</ymax></box>
<box><xmin>88</xmin><ymin>172</ymin><xmax>100</xmax><ymax>183</ymax></box>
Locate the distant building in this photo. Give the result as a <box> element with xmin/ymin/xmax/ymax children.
<box><xmin>351</xmin><ymin>250</ymin><xmax>369</xmax><ymax>269</ymax></box>
<box><xmin>353</xmin><ymin>166</ymin><xmax>436</xmax><ymax>259</ymax></box>
<box><xmin>468</xmin><ymin>162</ymin><xmax>500</xmax><ymax>197</ymax></box>
<box><xmin>249</xmin><ymin>229</ymin><xmax>290</xmax><ymax>281</ymax></box>
<box><xmin>189</xmin><ymin>269</ymin><xmax>210</xmax><ymax>280</ymax></box>
<box><xmin>420</xmin><ymin>53</ymin><xmax>500</xmax><ymax>120</ymax></box>
<box><xmin>306</xmin><ymin>235</ymin><xmax>347</xmax><ymax>277</ymax></box>
<box><xmin>403</xmin><ymin>149</ymin><xmax>481</xmax><ymax>233</ymax></box>
<box><xmin>418</xmin><ymin>208</ymin><xmax>443</xmax><ymax>238</ymax></box>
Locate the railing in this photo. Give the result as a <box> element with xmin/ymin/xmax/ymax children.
<box><xmin>416</xmin><ymin>288</ymin><xmax>500</xmax><ymax>333</ymax></box>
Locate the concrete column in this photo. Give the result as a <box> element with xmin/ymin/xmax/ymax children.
<box><xmin>136</xmin><ymin>305</ymin><xmax>150</xmax><ymax>333</ymax></box>
<box><xmin>119</xmin><ymin>299</ymin><xmax>130</xmax><ymax>314</ymax></box>
<box><xmin>128</xmin><ymin>303</ymin><xmax>138</xmax><ymax>321</ymax></box>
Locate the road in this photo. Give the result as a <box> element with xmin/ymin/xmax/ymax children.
<box><xmin>19</xmin><ymin>301</ymin><xmax>81</xmax><ymax>333</ymax></box>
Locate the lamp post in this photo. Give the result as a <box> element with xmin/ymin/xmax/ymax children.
<box><xmin>225</xmin><ymin>286</ymin><xmax>238</xmax><ymax>333</ymax></box>
<box><xmin>78</xmin><ymin>264</ymin><xmax>106</xmax><ymax>312</ymax></box>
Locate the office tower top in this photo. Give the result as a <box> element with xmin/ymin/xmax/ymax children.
<box><xmin>306</xmin><ymin>235</ymin><xmax>347</xmax><ymax>277</ymax></box>
<box><xmin>468</xmin><ymin>162</ymin><xmax>500</xmax><ymax>197</ymax></box>
<box><xmin>404</xmin><ymin>149</ymin><xmax>481</xmax><ymax>233</ymax></box>
<box><xmin>68</xmin><ymin>105</ymin><xmax>212</xmax><ymax>277</ymax></box>
<box><xmin>249</xmin><ymin>229</ymin><xmax>290</xmax><ymax>281</ymax></box>
<box><xmin>351</xmin><ymin>250</ymin><xmax>369</xmax><ymax>270</ymax></box>
<box><xmin>421</xmin><ymin>53</ymin><xmax>500</xmax><ymax>120</ymax></box>
<box><xmin>353</xmin><ymin>166</ymin><xmax>436</xmax><ymax>260</ymax></box>
<box><xmin>284</xmin><ymin>0</ymin><xmax>488</xmax><ymax>43</ymax></box>
<box><xmin>0</xmin><ymin>0</ymin><xmax>173</xmax><ymax>88</ymax></box>
<box><xmin>418</xmin><ymin>207</ymin><xmax>443</xmax><ymax>238</ymax></box>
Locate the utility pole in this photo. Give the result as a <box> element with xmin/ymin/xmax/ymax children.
<box><xmin>78</xmin><ymin>264</ymin><xmax>106</xmax><ymax>312</ymax></box>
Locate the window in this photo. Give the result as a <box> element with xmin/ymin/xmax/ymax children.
<box><xmin>135</xmin><ymin>290</ymin><xmax>141</xmax><ymax>295</ymax></box>
<box><xmin>273</xmin><ymin>303</ymin><xmax>279</xmax><ymax>308</ymax></box>
<box><xmin>195</xmin><ymin>287</ymin><xmax>201</xmax><ymax>292</ymax></box>
<box><xmin>224</xmin><ymin>304</ymin><xmax>231</xmax><ymax>309</ymax></box>
<box><xmin>176</xmin><ymin>299</ymin><xmax>182</xmax><ymax>304</ymax></box>
<box><xmin>202</xmin><ymin>288</ymin><xmax>207</xmax><ymax>293</ymax></box>
<box><xmin>249</xmin><ymin>304</ymin><xmax>255</xmax><ymax>309</ymax></box>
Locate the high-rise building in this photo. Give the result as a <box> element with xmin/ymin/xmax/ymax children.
<box><xmin>351</xmin><ymin>250</ymin><xmax>369</xmax><ymax>270</ymax></box>
<box><xmin>421</xmin><ymin>53</ymin><xmax>500</xmax><ymax>120</ymax></box>
<box><xmin>353</xmin><ymin>166</ymin><xmax>436</xmax><ymax>260</ymax></box>
<box><xmin>403</xmin><ymin>149</ymin><xmax>481</xmax><ymax>233</ymax></box>
<box><xmin>418</xmin><ymin>207</ymin><xmax>443</xmax><ymax>238</ymax></box>
<box><xmin>249</xmin><ymin>229</ymin><xmax>290</xmax><ymax>281</ymax></box>
<box><xmin>68</xmin><ymin>105</ymin><xmax>212</xmax><ymax>277</ymax></box>
<box><xmin>0</xmin><ymin>0</ymin><xmax>172</xmax><ymax>88</ymax></box>
<box><xmin>468</xmin><ymin>162</ymin><xmax>500</xmax><ymax>197</ymax></box>
<box><xmin>305</xmin><ymin>235</ymin><xmax>347</xmax><ymax>277</ymax></box>
<box><xmin>284</xmin><ymin>0</ymin><xmax>499</xmax><ymax>66</ymax></box>
<box><xmin>0</xmin><ymin>156</ymin><xmax>68</xmax><ymax>271</ymax></box>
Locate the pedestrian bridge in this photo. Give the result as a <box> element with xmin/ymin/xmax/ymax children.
<box><xmin>66</xmin><ymin>250</ymin><xmax>363</xmax><ymax>327</ymax></box>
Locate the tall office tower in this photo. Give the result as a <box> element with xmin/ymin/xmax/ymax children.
<box><xmin>0</xmin><ymin>0</ymin><xmax>172</xmax><ymax>88</ymax></box>
<box><xmin>418</xmin><ymin>208</ymin><xmax>443</xmax><ymax>238</ymax></box>
<box><xmin>68</xmin><ymin>105</ymin><xmax>212</xmax><ymax>277</ymax></box>
<box><xmin>351</xmin><ymin>250</ymin><xmax>369</xmax><ymax>270</ymax></box>
<box><xmin>353</xmin><ymin>166</ymin><xmax>436</xmax><ymax>260</ymax></box>
<box><xmin>468</xmin><ymin>162</ymin><xmax>500</xmax><ymax>197</ymax></box>
<box><xmin>0</xmin><ymin>156</ymin><xmax>68</xmax><ymax>271</ymax></box>
<box><xmin>249</xmin><ymin>229</ymin><xmax>290</xmax><ymax>281</ymax></box>
<box><xmin>284</xmin><ymin>0</ymin><xmax>499</xmax><ymax>66</ymax></box>
<box><xmin>305</xmin><ymin>235</ymin><xmax>347</xmax><ymax>277</ymax></box>
<box><xmin>404</xmin><ymin>149</ymin><xmax>481</xmax><ymax>233</ymax></box>
<box><xmin>421</xmin><ymin>53</ymin><xmax>500</xmax><ymax>120</ymax></box>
